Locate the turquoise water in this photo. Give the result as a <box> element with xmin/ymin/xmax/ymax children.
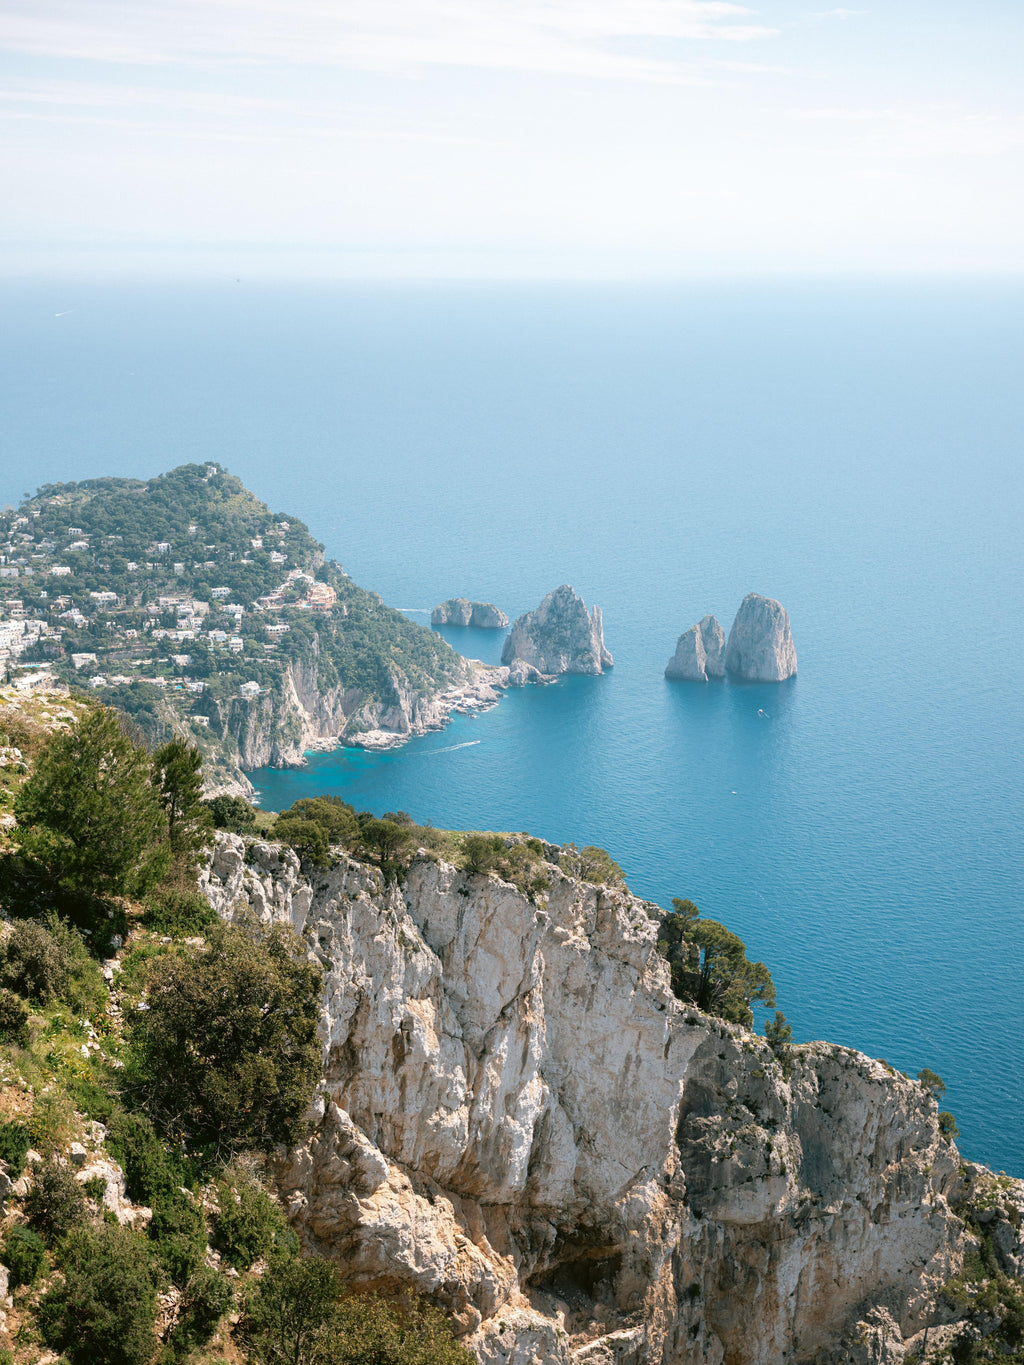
<box><xmin>2</xmin><ymin>280</ymin><xmax>1022</xmax><ymax>1172</ymax></box>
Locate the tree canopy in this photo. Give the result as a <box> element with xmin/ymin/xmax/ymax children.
<box><xmin>657</xmin><ymin>897</ymin><xmax>775</xmax><ymax>1028</ymax></box>
<box><xmin>126</xmin><ymin>916</ymin><xmax>323</xmax><ymax>1156</ymax></box>
<box><xmin>13</xmin><ymin>706</ymin><xmax>169</xmax><ymax>899</ymax></box>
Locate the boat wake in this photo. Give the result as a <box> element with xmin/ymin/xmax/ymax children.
<box><xmin>427</xmin><ymin>740</ymin><xmax>482</xmax><ymax>756</ymax></box>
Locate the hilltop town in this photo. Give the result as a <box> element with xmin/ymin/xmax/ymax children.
<box><xmin>0</xmin><ymin>463</ymin><xmax>466</xmax><ymax>789</ymax></box>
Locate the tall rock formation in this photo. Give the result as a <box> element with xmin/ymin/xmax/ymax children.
<box><xmin>665</xmin><ymin>614</ymin><xmax>726</xmax><ymax>681</ymax></box>
<box><xmin>725</xmin><ymin>592</ymin><xmax>797</xmax><ymax>681</ymax></box>
<box><xmin>198</xmin><ymin>833</ymin><xmax>1020</xmax><ymax>1365</ymax></box>
<box><xmin>432</xmin><ymin>599</ymin><xmax>510</xmax><ymax>629</ymax></box>
<box><xmin>501</xmin><ymin>585</ymin><xmax>613</xmax><ymax>675</ymax></box>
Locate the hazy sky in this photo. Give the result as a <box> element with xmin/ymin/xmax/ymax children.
<box><xmin>3</xmin><ymin>0</ymin><xmax>1023</xmax><ymax>277</ymax></box>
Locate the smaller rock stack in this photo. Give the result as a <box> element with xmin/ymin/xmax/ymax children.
<box><xmin>664</xmin><ymin>615</ymin><xmax>726</xmax><ymax>682</ymax></box>
<box><xmin>431</xmin><ymin>598</ymin><xmax>509</xmax><ymax>628</ymax></box>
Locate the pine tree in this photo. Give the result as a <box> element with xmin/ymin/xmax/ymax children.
<box><xmin>152</xmin><ymin>737</ymin><xmax>212</xmax><ymax>863</ymax></box>
<box><xmin>14</xmin><ymin>706</ymin><xmax>168</xmax><ymax>899</ymax></box>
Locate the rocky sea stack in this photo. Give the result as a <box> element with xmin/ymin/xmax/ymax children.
<box><xmin>665</xmin><ymin>614</ymin><xmax>726</xmax><ymax>681</ymax></box>
<box><xmin>501</xmin><ymin>584</ymin><xmax>613</xmax><ymax>675</ymax></box>
<box><xmin>431</xmin><ymin>598</ymin><xmax>509</xmax><ymax>628</ymax></box>
<box><xmin>725</xmin><ymin>591</ymin><xmax>798</xmax><ymax>681</ymax></box>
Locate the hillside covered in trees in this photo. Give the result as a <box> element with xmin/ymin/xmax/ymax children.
<box><xmin>0</xmin><ymin>464</ymin><xmax>467</xmax><ymax>789</ymax></box>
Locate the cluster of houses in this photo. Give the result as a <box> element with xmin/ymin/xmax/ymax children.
<box><xmin>0</xmin><ymin>504</ymin><xmax>340</xmax><ymax>704</ymax></box>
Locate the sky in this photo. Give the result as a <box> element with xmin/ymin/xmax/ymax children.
<box><xmin>2</xmin><ymin>0</ymin><xmax>1023</xmax><ymax>278</ymax></box>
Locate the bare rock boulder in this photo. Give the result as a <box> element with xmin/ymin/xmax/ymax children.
<box><xmin>665</xmin><ymin>614</ymin><xmax>725</xmax><ymax>681</ymax></box>
<box><xmin>725</xmin><ymin>592</ymin><xmax>797</xmax><ymax>681</ymax></box>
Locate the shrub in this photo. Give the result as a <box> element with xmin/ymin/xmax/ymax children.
<box><xmin>149</xmin><ymin>1192</ymin><xmax>207</xmax><ymax>1286</ymax></box>
<box><xmin>330</xmin><ymin>1292</ymin><xmax>476</xmax><ymax>1365</ymax></box>
<box><xmin>0</xmin><ymin>1119</ymin><xmax>31</xmax><ymax>1177</ymax></box>
<box><xmin>29</xmin><ymin>1088</ymin><xmax>77</xmax><ymax>1156</ymax></box>
<box><xmin>205</xmin><ymin>794</ymin><xmax>258</xmax><ymax>834</ymax></box>
<box><xmin>105</xmin><ymin>1110</ymin><xmax>190</xmax><ymax>1209</ymax></box>
<box><xmin>167</xmin><ymin>1265</ymin><xmax>234</xmax><ymax>1357</ymax></box>
<box><xmin>37</xmin><ymin>1223</ymin><xmax>161</xmax><ymax>1365</ymax></box>
<box><xmin>239</xmin><ymin>1251</ymin><xmax>342</xmax><ymax>1365</ymax></box>
<box><xmin>212</xmin><ymin>1169</ymin><xmax>286</xmax><ymax>1270</ymax></box>
<box><xmin>127</xmin><ymin>917</ymin><xmax>322</xmax><ymax>1155</ymax></box>
<box><xmin>24</xmin><ymin>1156</ymin><xmax>88</xmax><ymax>1243</ymax></box>
<box><xmin>0</xmin><ymin>989</ymin><xmax>30</xmax><ymax>1048</ymax></box>
<box><xmin>3</xmin><ymin>1224</ymin><xmax>47</xmax><ymax>1288</ymax></box>
<box><xmin>462</xmin><ymin>833</ymin><xmax>504</xmax><ymax>874</ymax></box>
<box><xmin>83</xmin><ymin>1174</ymin><xmax>108</xmax><ymax>1202</ymax></box>
<box><xmin>939</xmin><ymin>1111</ymin><xmax>960</xmax><ymax>1138</ymax></box>
<box><xmin>241</xmin><ymin>1251</ymin><xmax>476</xmax><ymax>1365</ymax></box>
<box><xmin>273</xmin><ymin>816</ymin><xmax>329</xmax><ymax>868</ymax></box>
<box><xmin>559</xmin><ymin>843</ymin><xmax>626</xmax><ymax>887</ymax></box>
<box><xmin>0</xmin><ymin>914</ymin><xmax>105</xmax><ymax>1015</ymax></box>
<box><xmin>143</xmin><ymin>884</ymin><xmax>218</xmax><ymax>936</ymax></box>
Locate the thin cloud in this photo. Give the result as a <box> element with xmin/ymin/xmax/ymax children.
<box><xmin>0</xmin><ymin>0</ymin><xmax>779</xmax><ymax>82</ymax></box>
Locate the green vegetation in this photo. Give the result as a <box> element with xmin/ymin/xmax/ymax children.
<box><xmin>24</xmin><ymin>1155</ymin><xmax>89</xmax><ymax>1243</ymax></box>
<box><xmin>0</xmin><ymin>692</ymin><xmax>478</xmax><ymax>1363</ymax></box>
<box><xmin>212</xmin><ymin>1166</ymin><xmax>289</xmax><ymax>1270</ymax></box>
<box><xmin>37</xmin><ymin>1222</ymin><xmax>162</xmax><ymax>1365</ymax></box>
<box><xmin>917</xmin><ymin>1067</ymin><xmax>947</xmax><ymax>1098</ymax></box>
<box><xmin>205</xmin><ymin>793</ymin><xmax>259</xmax><ymax>833</ymax></box>
<box><xmin>0</xmin><ymin>1120</ymin><xmax>31</xmax><ymax>1177</ymax></box>
<box><xmin>0</xmin><ymin>990</ymin><xmax>30</xmax><ymax>1047</ymax></box>
<box><xmin>13</xmin><ymin>707</ymin><xmax>169</xmax><ymax>902</ymax></box>
<box><xmin>930</xmin><ymin>1185</ymin><xmax>1024</xmax><ymax>1364</ymax></box>
<box><xmin>126</xmin><ymin>916</ymin><xmax>322</xmax><ymax>1156</ymax></box>
<box><xmin>240</xmin><ymin>1250</ymin><xmax>475</xmax><ymax>1365</ymax></box>
<box><xmin>0</xmin><ymin>914</ymin><xmax>105</xmax><ymax>1016</ymax></box>
<box><xmin>3</xmin><ymin>1224</ymin><xmax>47</xmax><ymax>1289</ymax></box>
<box><xmin>656</xmin><ymin>897</ymin><xmax>776</xmax><ymax>1028</ymax></box>
<box><xmin>153</xmin><ymin>736</ymin><xmax>212</xmax><ymax>863</ymax></box>
<box><xmin>1</xmin><ymin>464</ymin><xmax>467</xmax><ymax>786</ymax></box>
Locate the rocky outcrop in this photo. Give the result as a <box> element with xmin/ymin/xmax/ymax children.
<box><xmin>198</xmin><ymin>834</ymin><xmax>1011</xmax><ymax>1365</ymax></box>
<box><xmin>501</xmin><ymin>586</ymin><xmax>613</xmax><ymax>676</ymax></box>
<box><xmin>665</xmin><ymin>615</ymin><xmax>725</xmax><ymax>681</ymax></box>
<box><xmin>725</xmin><ymin>592</ymin><xmax>797</xmax><ymax>682</ymax></box>
<box><xmin>432</xmin><ymin>599</ymin><xmax>510</xmax><ymax>629</ymax></box>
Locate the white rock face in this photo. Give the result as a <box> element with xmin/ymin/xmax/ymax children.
<box><xmin>725</xmin><ymin>592</ymin><xmax>797</xmax><ymax>681</ymax></box>
<box><xmin>665</xmin><ymin>615</ymin><xmax>726</xmax><ymax>681</ymax></box>
<box><xmin>196</xmin><ymin>833</ymin><xmax>1008</xmax><ymax>1365</ymax></box>
<box><xmin>501</xmin><ymin>586</ymin><xmax>613</xmax><ymax>675</ymax></box>
<box><xmin>432</xmin><ymin>599</ymin><xmax>510</xmax><ymax>629</ymax></box>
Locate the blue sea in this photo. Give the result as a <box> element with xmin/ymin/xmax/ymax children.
<box><xmin>2</xmin><ymin>278</ymin><xmax>1022</xmax><ymax>1173</ymax></box>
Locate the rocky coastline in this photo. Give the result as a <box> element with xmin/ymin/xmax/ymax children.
<box><xmin>200</xmin><ymin>832</ymin><xmax>1024</xmax><ymax>1365</ymax></box>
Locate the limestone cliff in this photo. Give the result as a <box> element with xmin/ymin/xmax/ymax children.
<box><xmin>665</xmin><ymin>616</ymin><xmax>726</xmax><ymax>682</ymax></box>
<box><xmin>501</xmin><ymin>586</ymin><xmax>613</xmax><ymax>676</ymax></box>
<box><xmin>432</xmin><ymin>599</ymin><xmax>510</xmax><ymax>629</ymax></box>
<box><xmin>198</xmin><ymin>834</ymin><xmax>1015</xmax><ymax>1365</ymax></box>
<box><xmin>725</xmin><ymin>593</ymin><xmax>798</xmax><ymax>682</ymax></box>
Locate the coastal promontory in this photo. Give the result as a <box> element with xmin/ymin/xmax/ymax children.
<box><xmin>431</xmin><ymin>597</ymin><xmax>509</xmax><ymax>628</ymax></box>
<box><xmin>501</xmin><ymin>584</ymin><xmax>613</xmax><ymax>675</ymax></box>
<box><xmin>725</xmin><ymin>591</ymin><xmax>798</xmax><ymax>681</ymax></box>
<box><xmin>665</xmin><ymin>613</ymin><xmax>726</xmax><ymax>681</ymax></box>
